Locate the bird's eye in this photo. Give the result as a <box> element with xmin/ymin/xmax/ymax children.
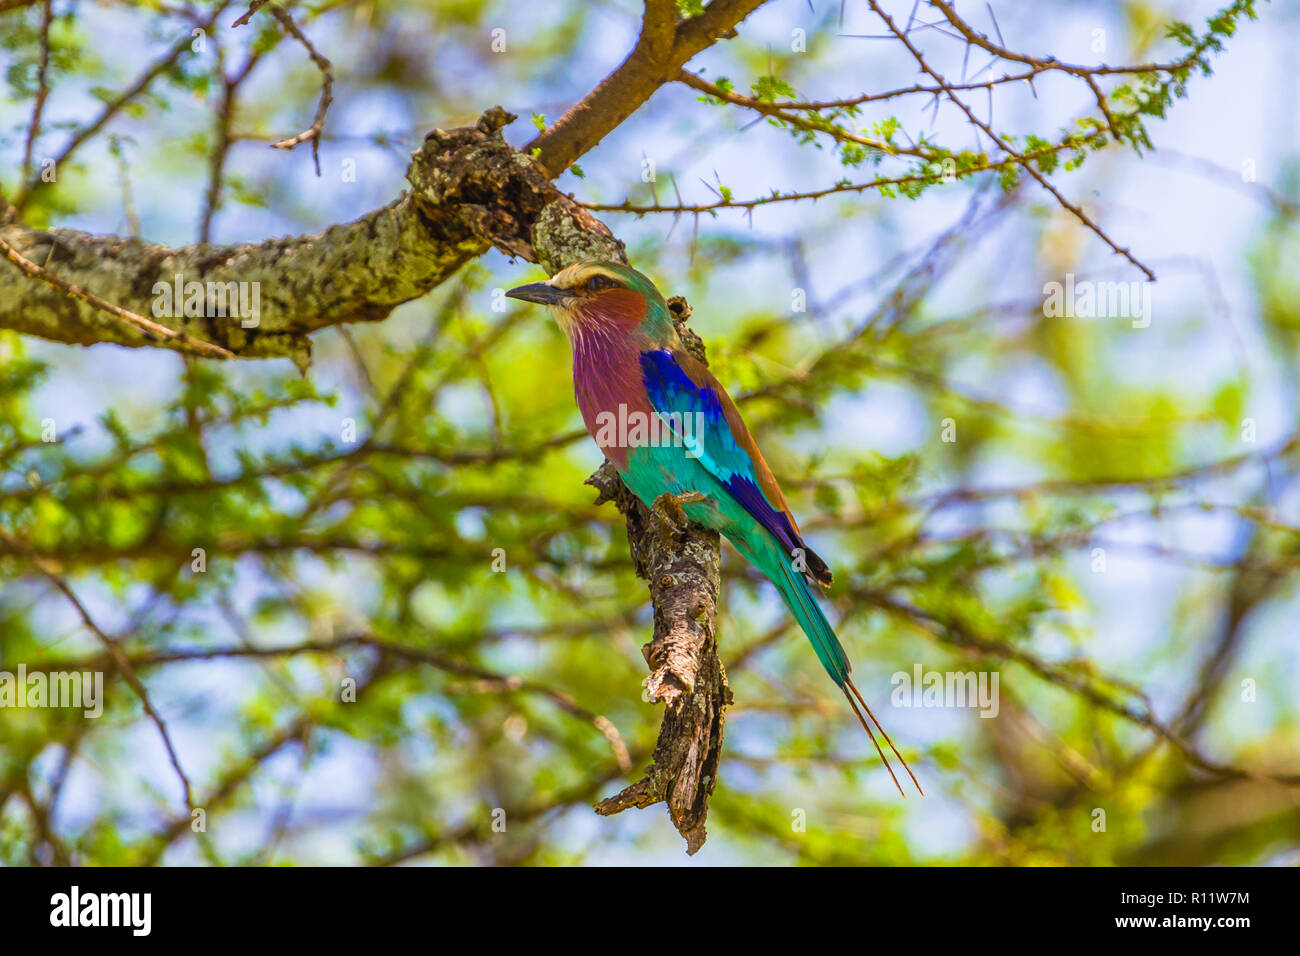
<box><xmin>586</xmin><ymin>275</ymin><xmax>619</xmax><ymax>292</ymax></box>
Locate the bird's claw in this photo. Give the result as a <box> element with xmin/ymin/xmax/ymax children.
<box><xmin>650</xmin><ymin>490</ymin><xmax>705</xmax><ymax>540</ymax></box>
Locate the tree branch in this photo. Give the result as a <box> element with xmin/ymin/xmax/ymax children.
<box><xmin>0</xmin><ymin>2</ymin><xmax>769</xmax><ymax>365</ymax></box>
<box><xmin>0</xmin><ymin>194</ymin><xmax>469</xmax><ymax>365</ymax></box>
<box><xmin>0</xmin><ymin>233</ymin><xmax>235</xmax><ymax>359</ymax></box>
<box><xmin>585</xmin><ymin>304</ymin><xmax>730</xmax><ymax>854</ymax></box>
<box><xmin>266</xmin><ymin>5</ymin><xmax>334</xmax><ymax>176</ymax></box>
<box><xmin>526</xmin><ymin>0</ymin><xmax>771</xmax><ymax>176</ymax></box>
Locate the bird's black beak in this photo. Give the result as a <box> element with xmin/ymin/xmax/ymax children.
<box><xmin>505</xmin><ymin>281</ymin><xmax>567</xmax><ymax>305</ymax></box>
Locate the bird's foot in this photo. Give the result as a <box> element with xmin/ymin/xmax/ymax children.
<box><xmin>649</xmin><ymin>490</ymin><xmax>705</xmax><ymax>541</ymax></box>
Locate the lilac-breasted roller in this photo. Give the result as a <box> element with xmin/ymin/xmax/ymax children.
<box><xmin>507</xmin><ymin>261</ymin><xmax>922</xmax><ymax>796</ymax></box>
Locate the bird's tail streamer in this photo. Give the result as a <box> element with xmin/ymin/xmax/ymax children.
<box><xmin>767</xmin><ymin>548</ymin><xmax>924</xmax><ymax>797</ymax></box>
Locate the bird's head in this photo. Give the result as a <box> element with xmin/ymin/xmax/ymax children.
<box><xmin>505</xmin><ymin>260</ymin><xmax>677</xmax><ymax>346</ymax></box>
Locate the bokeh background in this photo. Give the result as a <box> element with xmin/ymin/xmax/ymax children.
<box><xmin>1</xmin><ymin>0</ymin><xmax>1297</xmax><ymax>864</ymax></box>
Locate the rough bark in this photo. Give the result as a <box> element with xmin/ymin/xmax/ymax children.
<box><xmin>0</xmin><ymin>105</ymin><xmax>619</xmax><ymax>364</ymax></box>
<box><xmin>583</xmin><ymin>301</ymin><xmax>729</xmax><ymax>854</ymax></box>
<box><xmin>0</xmin><ymin>110</ymin><xmax>616</xmax><ymax>364</ymax></box>
<box><xmin>586</xmin><ymin>465</ymin><xmax>729</xmax><ymax>851</ymax></box>
<box><xmin>0</xmin><ymin>192</ymin><xmax>475</xmax><ymax>366</ymax></box>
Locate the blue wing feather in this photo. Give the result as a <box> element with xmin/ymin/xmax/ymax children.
<box><xmin>639</xmin><ymin>348</ymin><xmax>804</xmax><ymax>557</ymax></box>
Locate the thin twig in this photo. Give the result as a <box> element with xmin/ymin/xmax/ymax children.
<box><xmin>20</xmin><ymin>0</ymin><xmax>54</xmax><ymax>186</ymax></box>
<box><xmin>1</xmin><ymin>533</ymin><xmax>197</xmax><ymax>812</ymax></box>
<box><xmin>231</xmin><ymin>0</ymin><xmax>269</xmax><ymax>27</ymax></box>
<box><xmin>866</xmin><ymin>0</ymin><xmax>1155</xmax><ymax>280</ymax></box>
<box><xmin>267</xmin><ymin>6</ymin><xmax>333</xmax><ymax>176</ymax></box>
<box><xmin>13</xmin><ymin>0</ymin><xmax>232</xmax><ymax>211</ymax></box>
